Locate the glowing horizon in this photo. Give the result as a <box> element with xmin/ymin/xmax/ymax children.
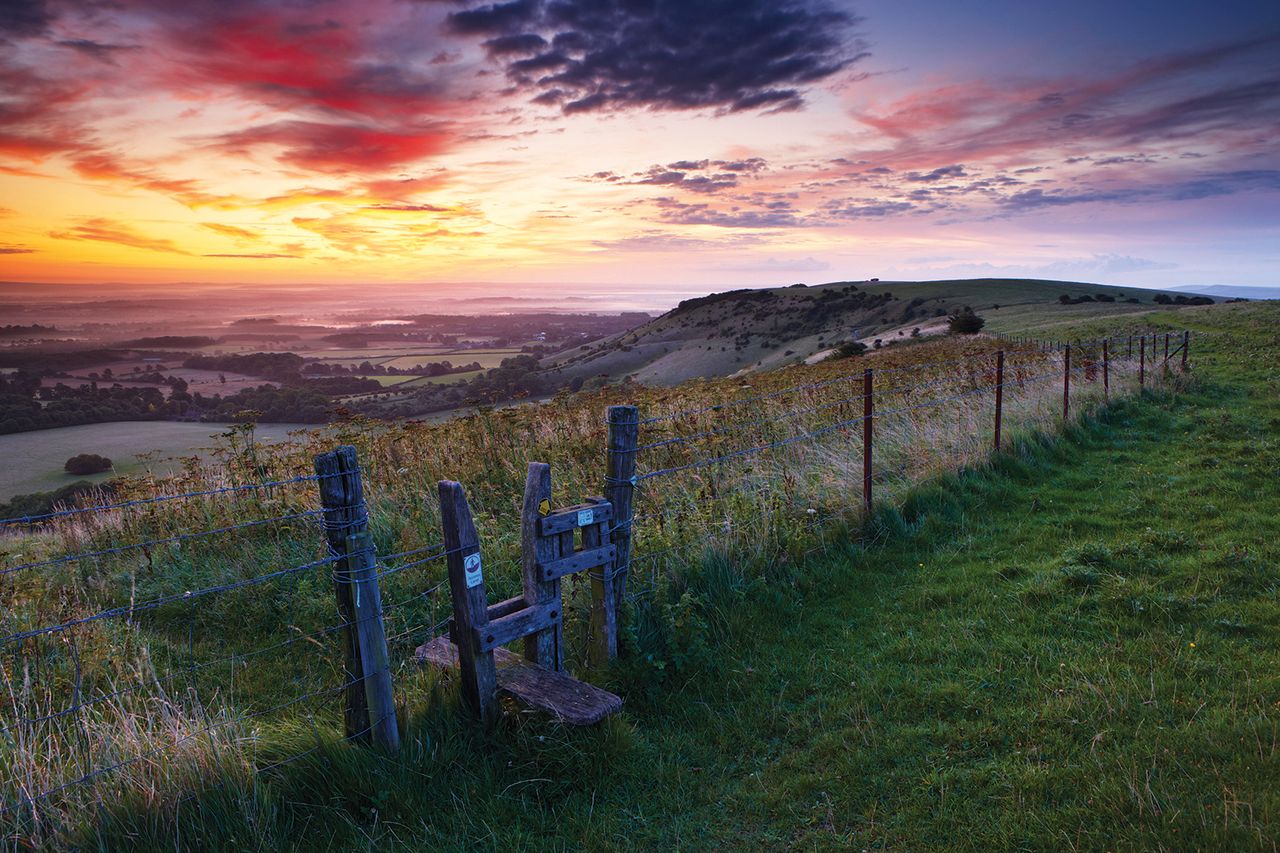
<box><xmin>1</xmin><ymin>0</ymin><xmax>1277</xmax><ymax>291</ymax></box>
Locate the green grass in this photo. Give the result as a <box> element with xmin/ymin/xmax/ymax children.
<box><xmin>44</xmin><ymin>303</ymin><xmax>1275</xmax><ymax>849</ymax></box>
<box><xmin>5</xmin><ymin>298</ymin><xmax>1274</xmax><ymax>845</ymax></box>
<box><xmin>0</xmin><ymin>421</ymin><xmax>304</xmax><ymax>500</ymax></box>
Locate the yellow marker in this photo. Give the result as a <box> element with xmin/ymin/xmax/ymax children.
<box><xmin>538</xmin><ymin>499</ymin><xmax>550</xmax><ymax>516</ymax></box>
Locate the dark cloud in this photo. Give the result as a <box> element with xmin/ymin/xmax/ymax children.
<box><xmin>904</xmin><ymin>164</ymin><xmax>966</xmax><ymax>182</ymax></box>
<box><xmin>364</xmin><ymin>203</ymin><xmax>453</xmax><ymax>211</ymax></box>
<box><xmin>57</xmin><ymin>39</ymin><xmax>139</xmax><ymax>65</ymax></box>
<box><xmin>653</xmin><ymin>197</ymin><xmax>806</xmax><ymax>228</ymax></box>
<box><xmin>0</xmin><ymin>245</ymin><xmax>35</xmax><ymax>254</ymax></box>
<box><xmin>0</xmin><ymin>0</ymin><xmax>52</xmax><ymax>38</ymax></box>
<box><xmin>446</xmin><ymin>0</ymin><xmax>866</xmax><ymax>113</ymax></box>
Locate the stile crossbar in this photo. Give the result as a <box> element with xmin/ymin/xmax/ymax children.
<box><xmin>417</xmin><ymin>463</ymin><xmax>623</xmax><ymax>725</ymax></box>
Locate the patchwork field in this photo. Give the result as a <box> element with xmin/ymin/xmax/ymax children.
<box><xmin>0</xmin><ymin>421</ymin><xmax>305</xmax><ymax>500</ymax></box>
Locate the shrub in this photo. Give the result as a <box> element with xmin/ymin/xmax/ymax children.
<box><xmin>64</xmin><ymin>454</ymin><xmax>112</xmax><ymax>475</ymax></box>
<box><xmin>947</xmin><ymin>309</ymin><xmax>986</xmax><ymax>334</ymax></box>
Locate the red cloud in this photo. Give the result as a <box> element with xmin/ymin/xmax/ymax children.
<box><xmin>207</xmin><ymin>121</ymin><xmax>454</xmax><ymax>174</ymax></box>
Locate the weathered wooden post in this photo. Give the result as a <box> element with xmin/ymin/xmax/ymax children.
<box><xmin>993</xmin><ymin>350</ymin><xmax>1004</xmax><ymax>451</ymax></box>
<box><xmin>315</xmin><ymin>446</ymin><xmax>399</xmax><ymax>750</ymax></box>
<box><xmin>1139</xmin><ymin>335</ymin><xmax>1146</xmax><ymax>387</ymax></box>
<box><xmin>862</xmin><ymin>368</ymin><xmax>873</xmax><ymax>514</ymax></box>
<box><xmin>1127</xmin><ymin>335</ymin><xmax>1133</xmax><ymax>358</ymax></box>
<box><xmin>605</xmin><ymin>405</ymin><xmax>638</xmax><ymax>617</ymax></box>
<box><xmin>1063</xmin><ymin>344</ymin><xmax>1071</xmax><ymax>421</ymax></box>
<box><xmin>1102</xmin><ymin>339</ymin><xmax>1110</xmax><ymax>400</ymax></box>
<box><xmin>522</xmin><ymin>463</ymin><xmax>563</xmax><ymax>671</ymax></box>
<box><xmin>581</xmin><ymin>497</ymin><xmax>618</xmax><ymax>666</ymax></box>
<box><xmin>1164</xmin><ymin>332</ymin><xmax>1169</xmax><ymax>362</ymax></box>
<box><xmin>439</xmin><ymin>479</ymin><xmax>498</xmax><ymax>723</ymax></box>
<box><xmin>1181</xmin><ymin>330</ymin><xmax>1190</xmax><ymax>371</ymax></box>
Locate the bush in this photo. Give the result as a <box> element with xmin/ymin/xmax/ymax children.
<box><xmin>947</xmin><ymin>309</ymin><xmax>986</xmax><ymax>334</ymax></box>
<box><xmin>64</xmin><ymin>453</ymin><xmax>112</xmax><ymax>475</ymax></box>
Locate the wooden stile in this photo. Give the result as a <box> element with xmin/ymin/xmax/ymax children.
<box><xmin>439</xmin><ymin>479</ymin><xmax>498</xmax><ymax>723</ymax></box>
<box><xmin>521</xmin><ymin>463</ymin><xmax>563</xmax><ymax>671</ymax></box>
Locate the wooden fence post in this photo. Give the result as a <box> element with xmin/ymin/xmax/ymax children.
<box><xmin>1182</xmin><ymin>330</ymin><xmax>1190</xmax><ymax>371</ymax></box>
<box><xmin>439</xmin><ymin>479</ymin><xmax>497</xmax><ymax>723</ymax></box>
<box><xmin>1063</xmin><ymin>344</ymin><xmax>1071</xmax><ymax>422</ymax></box>
<box><xmin>1164</xmin><ymin>332</ymin><xmax>1169</xmax><ymax>362</ymax></box>
<box><xmin>314</xmin><ymin>446</ymin><xmax>399</xmax><ymax>750</ymax></box>
<box><xmin>1127</xmin><ymin>335</ymin><xmax>1133</xmax><ymax>358</ymax></box>
<box><xmin>605</xmin><ymin>406</ymin><xmax>638</xmax><ymax>617</ymax></box>
<box><xmin>862</xmin><ymin>368</ymin><xmax>873</xmax><ymax>514</ymax></box>
<box><xmin>1102</xmin><ymin>340</ymin><xmax>1110</xmax><ymax>401</ymax></box>
<box><xmin>993</xmin><ymin>350</ymin><xmax>1004</xmax><ymax>452</ymax></box>
<box><xmin>1139</xmin><ymin>335</ymin><xmax>1146</xmax><ymax>387</ymax></box>
<box><xmin>582</xmin><ymin>497</ymin><xmax>618</xmax><ymax>667</ymax></box>
<box><xmin>521</xmin><ymin>462</ymin><xmax>563</xmax><ymax>671</ymax></box>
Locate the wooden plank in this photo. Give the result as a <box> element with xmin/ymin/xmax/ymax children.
<box><xmin>538</xmin><ymin>544</ymin><xmax>616</xmax><ymax>582</ymax></box>
<box><xmin>538</xmin><ymin>501</ymin><xmax>613</xmax><ymax>536</ymax></box>
<box><xmin>474</xmin><ymin>601</ymin><xmax>561</xmax><ymax>653</ymax></box>
<box><xmin>438</xmin><ymin>480</ymin><xmax>497</xmax><ymax>723</ymax></box>
<box><xmin>605</xmin><ymin>405</ymin><xmax>638</xmax><ymax>616</ymax></box>
<box><xmin>521</xmin><ymin>463</ymin><xmax>563</xmax><ymax>671</ymax></box>
<box><xmin>416</xmin><ymin>636</ymin><xmax>623</xmax><ymax>726</ymax></box>
<box><xmin>583</xmin><ymin>498</ymin><xmax>617</xmax><ymax>666</ymax></box>
<box><xmin>487</xmin><ymin>594</ymin><xmax>527</xmax><ymax>621</ymax></box>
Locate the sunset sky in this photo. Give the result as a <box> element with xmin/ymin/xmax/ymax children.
<box><xmin>1</xmin><ymin>0</ymin><xmax>1277</xmax><ymax>293</ymax></box>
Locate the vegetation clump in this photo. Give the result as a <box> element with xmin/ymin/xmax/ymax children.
<box><xmin>63</xmin><ymin>453</ymin><xmax>113</xmax><ymax>474</ymax></box>
<box><xmin>947</xmin><ymin>308</ymin><xmax>986</xmax><ymax>334</ymax></box>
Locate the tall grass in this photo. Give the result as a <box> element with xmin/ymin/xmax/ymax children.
<box><xmin>0</xmin><ymin>334</ymin><xmax>1171</xmax><ymax>845</ymax></box>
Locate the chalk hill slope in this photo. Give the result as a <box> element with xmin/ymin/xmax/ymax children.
<box><xmin>545</xmin><ymin>278</ymin><xmax>1186</xmax><ymax>387</ymax></box>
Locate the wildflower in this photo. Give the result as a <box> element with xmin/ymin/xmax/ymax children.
<box><xmin>1189</xmin><ymin>642</ymin><xmax>1196</xmax><ymax>648</ymax></box>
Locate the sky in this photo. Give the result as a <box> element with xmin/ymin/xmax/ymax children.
<box><xmin>0</xmin><ymin>0</ymin><xmax>1277</xmax><ymax>297</ymax></box>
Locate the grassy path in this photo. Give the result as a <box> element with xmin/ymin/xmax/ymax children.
<box><xmin>102</xmin><ymin>306</ymin><xmax>1279</xmax><ymax>850</ymax></box>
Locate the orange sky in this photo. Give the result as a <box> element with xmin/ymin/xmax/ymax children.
<box><xmin>1</xmin><ymin>0</ymin><xmax>1277</xmax><ymax>291</ymax></box>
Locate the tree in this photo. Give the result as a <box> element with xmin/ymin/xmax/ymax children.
<box><xmin>65</xmin><ymin>453</ymin><xmax>112</xmax><ymax>475</ymax></box>
<box><xmin>948</xmin><ymin>309</ymin><xmax>986</xmax><ymax>334</ymax></box>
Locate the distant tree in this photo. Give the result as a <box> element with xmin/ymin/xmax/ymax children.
<box><xmin>1153</xmin><ymin>294</ymin><xmax>1173</xmax><ymax>304</ymax></box>
<box><xmin>1058</xmin><ymin>294</ymin><xmax>1073</xmax><ymax>304</ymax></box>
<box><xmin>948</xmin><ymin>309</ymin><xmax>986</xmax><ymax>334</ymax></box>
<box><xmin>65</xmin><ymin>453</ymin><xmax>112</xmax><ymax>475</ymax></box>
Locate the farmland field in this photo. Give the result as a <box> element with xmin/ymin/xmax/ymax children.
<box><xmin>0</xmin><ymin>421</ymin><xmax>306</xmax><ymax>500</ymax></box>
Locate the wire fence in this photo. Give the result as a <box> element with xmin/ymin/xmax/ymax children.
<box><xmin>0</xmin><ymin>330</ymin><xmax>1188</xmax><ymax>841</ymax></box>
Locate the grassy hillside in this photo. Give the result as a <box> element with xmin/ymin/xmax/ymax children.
<box><xmin>546</xmin><ymin>278</ymin><xmax>1194</xmax><ymax>387</ymax></box>
<box><xmin>3</xmin><ymin>298</ymin><xmax>1274</xmax><ymax>848</ymax></box>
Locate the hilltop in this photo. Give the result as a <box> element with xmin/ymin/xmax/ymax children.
<box><xmin>543</xmin><ymin>278</ymin><xmax>1193</xmax><ymax>387</ymax></box>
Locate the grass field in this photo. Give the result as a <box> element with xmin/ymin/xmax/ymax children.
<box><xmin>3</xmin><ymin>301</ymin><xmax>1276</xmax><ymax>848</ymax></box>
<box><xmin>0</xmin><ymin>421</ymin><xmax>305</xmax><ymax>500</ymax></box>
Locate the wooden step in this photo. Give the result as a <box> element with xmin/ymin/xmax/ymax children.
<box><xmin>416</xmin><ymin>636</ymin><xmax>623</xmax><ymax>726</ymax></box>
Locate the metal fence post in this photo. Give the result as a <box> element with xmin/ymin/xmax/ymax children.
<box><xmin>863</xmin><ymin>368</ymin><xmax>873</xmax><ymax>514</ymax></box>
<box><xmin>1102</xmin><ymin>340</ymin><xmax>1110</xmax><ymax>401</ymax></box>
<box><xmin>994</xmin><ymin>350</ymin><xmax>1004</xmax><ymax>451</ymax></box>
<box><xmin>606</xmin><ymin>406</ymin><xmax>638</xmax><ymax>616</ymax></box>
<box><xmin>315</xmin><ymin>445</ymin><xmax>399</xmax><ymax>750</ymax></box>
<box><xmin>1063</xmin><ymin>344</ymin><xmax>1071</xmax><ymax>422</ymax></box>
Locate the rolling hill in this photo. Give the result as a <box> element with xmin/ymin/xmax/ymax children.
<box><xmin>543</xmin><ymin>278</ymin><xmax>1191</xmax><ymax>387</ymax></box>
